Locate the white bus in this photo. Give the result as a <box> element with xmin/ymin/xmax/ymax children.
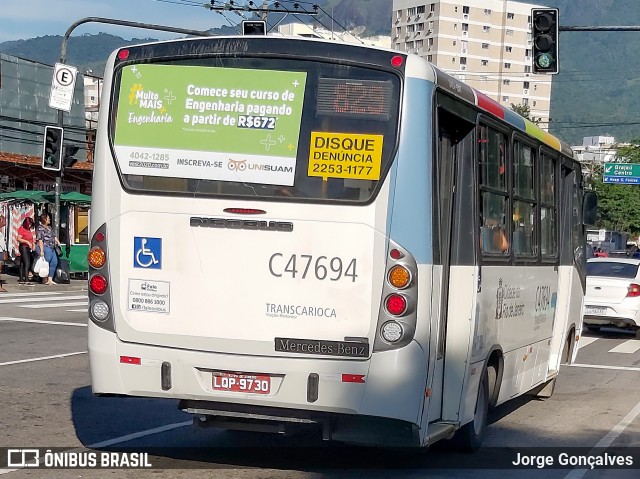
<box><xmin>87</xmin><ymin>35</ymin><xmax>597</xmax><ymax>449</ymax></box>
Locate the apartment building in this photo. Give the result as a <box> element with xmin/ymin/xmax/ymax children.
<box><xmin>392</xmin><ymin>0</ymin><xmax>552</xmax><ymax>128</ymax></box>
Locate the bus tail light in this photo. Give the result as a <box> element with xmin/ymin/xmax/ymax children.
<box><xmin>388</xmin><ymin>265</ymin><xmax>411</xmax><ymax>289</ymax></box>
<box><xmin>90</xmin><ymin>300</ymin><xmax>110</xmax><ymax>322</ymax></box>
<box><xmin>88</xmin><ymin>246</ymin><xmax>106</xmax><ymax>269</ymax></box>
<box><xmin>381</xmin><ymin>321</ymin><xmax>403</xmax><ymax>342</ymax></box>
<box><xmin>385</xmin><ymin>294</ymin><xmax>407</xmax><ymax>316</ymax></box>
<box><xmin>627</xmin><ymin>283</ymin><xmax>640</xmax><ymax>297</ymax></box>
<box><xmin>374</xmin><ymin>240</ymin><xmax>418</xmax><ymax>352</ymax></box>
<box><xmin>88</xmin><ymin>223</ymin><xmax>115</xmax><ymax>332</ymax></box>
<box><xmin>90</xmin><ymin>274</ymin><xmax>108</xmax><ymax>295</ymax></box>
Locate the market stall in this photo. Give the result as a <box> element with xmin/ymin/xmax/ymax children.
<box><xmin>0</xmin><ymin>190</ymin><xmax>91</xmax><ymax>274</ymax></box>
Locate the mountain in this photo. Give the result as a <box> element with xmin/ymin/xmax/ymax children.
<box><xmin>1</xmin><ymin>0</ymin><xmax>639</xmax><ymax>144</ymax></box>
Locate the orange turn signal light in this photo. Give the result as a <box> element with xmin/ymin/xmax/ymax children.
<box><xmin>388</xmin><ymin>265</ymin><xmax>411</xmax><ymax>289</ymax></box>
<box><xmin>88</xmin><ymin>246</ymin><xmax>106</xmax><ymax>269</ymax></box>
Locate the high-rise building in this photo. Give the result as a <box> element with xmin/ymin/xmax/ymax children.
<box><xmin>392</xmin><ymin>0</ymin><xmax>552</xmax><ymax>129</ymax></box>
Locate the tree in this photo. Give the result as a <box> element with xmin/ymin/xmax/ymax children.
<box><xmin>510</xmin><ymin>103</ymin><xmax>531</xmax><ymax>119</ymax></box>
<box><xmin>590</xmin><ymin>139</ymin><xmax>640</xmax><ymax>233</ymax></box>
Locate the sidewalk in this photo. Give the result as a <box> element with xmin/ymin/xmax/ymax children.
<box><xmin>0</xmin><ymin>269</ymin><xmax>88</xmax><ymax>293</ymax></box>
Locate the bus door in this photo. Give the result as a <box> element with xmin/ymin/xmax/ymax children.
<box><xmin>423</xmin><ymin>96</ymin><xmax>476</xmax><ymax>426</ymax></box>
<box><xmin>550</xmin><ymin>163</ymin><xmax>583</xmax><ymax>370</ymax></box>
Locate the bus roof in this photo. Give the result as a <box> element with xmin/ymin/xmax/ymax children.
<box><xmin>430</xmin><ymin>64</ymin><xmax>574</xmax><ymax>158</ymax></box>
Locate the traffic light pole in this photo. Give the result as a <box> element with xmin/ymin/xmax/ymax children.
<box><xmin>53</xmin><ymin>17</ymin><xmax>214</xmax><ymax>238</ymax></box>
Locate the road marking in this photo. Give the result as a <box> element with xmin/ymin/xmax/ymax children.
<box><xmin>21</xmin><ymin>301</ymin><xmax>89</xmax><ymax>309</ymax></box>
<box><xmin>0</xmin><ymin>351</ymin><xmax>86</xmax><ymax>367</ymax></box>
<box><xmin>564</xmin><ymin>399</ymin><xmax>640</xmax><ymax>479</ymax></box>
<box><xmin>577</xmin><ymin>336</ymin><xmax>598</xmax><ymax>349</ymax></box>
<box><xmin>0</xmin><ymin>291</ymin><xmax>65</xmax><ymax>297</ymax></box>
<box><xmin>87</xmin><ymin>421</ymin><xmax>193</xmax><ymax>448</ymax></box>
<box><xmin>569</xmin><ymin>363</ymin><xmax>640</xmax><ymax>372</ymax></box>
<box><xmin>0</xmin><ymin>317</ymin><xmax>87</xmax><ymax>327</ymax></box>
<box><xmin>0</xmin><ymin>294</ymin><xmax>87</xmax><ymax>304</ymax></box>
<box><xmin>608</xmin><ymin>339</ymin><xmax>640</xmax><ymax>354</ymax></box>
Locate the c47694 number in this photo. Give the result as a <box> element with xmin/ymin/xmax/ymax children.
<box><xmin>269</xmin><ymin>253</ymin><xmax>357</xmax><ymax>282</ymax></box>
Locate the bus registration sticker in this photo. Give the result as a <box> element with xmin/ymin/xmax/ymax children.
<box><xmin>308</xmin><ymin>132</ymin><xmax>383</xmax><ymax>181</ymax></box>
<box><xmin>127</xmin><ymin>279</ymin><xmax>170</xmax><ymax>314</ymax></box>
<box><xmin>212</xmin><ymin>372</ymin><xmax>270</xmax><ymax>394</ymax></box>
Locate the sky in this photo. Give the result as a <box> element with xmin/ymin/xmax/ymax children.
<box><xmin>0</xmin><ymin>0</ymin><xmax>237</xmax><ymax>43</ymax></box>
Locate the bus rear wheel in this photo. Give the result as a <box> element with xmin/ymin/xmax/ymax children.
<box><xmin>455</xmin><ymin>365</ymin><xmax>493</xmax><ymax>452</ymax></box>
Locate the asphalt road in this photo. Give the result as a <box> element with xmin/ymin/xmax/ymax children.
<box><xmin>1</xmin><ymin>281</ymin><xmax>639</xmax><ymax>478</ymax></box>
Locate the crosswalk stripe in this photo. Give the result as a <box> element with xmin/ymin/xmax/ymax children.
<box><xmin>0</xmin><ymin>294</ymin><xmax>87</xmax><ymax>304</ymax></box>
<box><xmin>608</xmin><ymin>340</ymin><xmax>640</xmax><ymax>354</ymax></box>
<box><xmin>578</xmin><ymin>337</ymin><xmax>598</xmax><ymax>349</ymax></box>
<box><xmin>66</xmin><ymin>309</ymin><xmax>87</xmax><ymax>312</ymax></box>
<box><xmin>0</xmin><ymin>291</ymin><xmax>65</xmax><ymax>297</ymax></box>
<box><xmin>21</xmin><ymin>301</ymin><xmax>89</xmax><ymax>309</ymax></box>
<box><xmin>0</xmin><ymin>317</ymin><xmax>87</xmax><ymax>327</ymax></box>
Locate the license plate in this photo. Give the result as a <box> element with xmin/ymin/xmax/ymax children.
<box><xmin>585</xmin><ymin>306</ymin><xmax>606</xmax><ymax>315</ymax></box>
<box><xmin>212</xmin><ymin>372</ymin><xmax>271</xmax><ymax>394</ymax></box>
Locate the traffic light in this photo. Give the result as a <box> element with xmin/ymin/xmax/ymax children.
<box><xmin>242</xmin><ymin>20</ymin><xmax>266</xmax><ymax>35</ymax></box>
<box><xmin>42</xmin><ymin>126</ymin><xmax>64</xmax><ymax>171</ymax></box>
<box><xmin>532</xmin><ymin>8</ymin><xmax>559</xmax><ymax>74</ymax></box>
<box><xmin>64</xmin><ymin>145</ymin><xmax>79</xmax><ymax>168</ymax></box>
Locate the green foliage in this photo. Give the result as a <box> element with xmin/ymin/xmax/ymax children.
<box><xmin>510</xmin><ymin>103</ymin><xmax>531</xmax><ymax>119</ymax></box>
<box><xmin>590</xmin><ymin>139</ymin><xmax>640</xmax><ymax>233</ymax></box>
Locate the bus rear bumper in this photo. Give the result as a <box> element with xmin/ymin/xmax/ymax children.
<box><xmin>88</xmin><ymin>322</ymin><xmax>426</xmax><ymax>447</ymax></box>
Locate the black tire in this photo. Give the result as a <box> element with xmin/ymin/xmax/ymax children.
<box><xmin>454</xmin><ymin>365</ymin><xmax>492</xmax><ymax>452</ymax></box>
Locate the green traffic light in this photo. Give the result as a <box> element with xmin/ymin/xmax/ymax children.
<box><xmin>536</xmin><ymin>53</ymin><xmax>553</xmax><ymax>69</ymax></box>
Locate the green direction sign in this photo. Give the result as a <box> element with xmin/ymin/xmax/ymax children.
<box><xmin>603</xmin><ymin>163</ymin><xmax>640</xmax><ymax>184</ymax></box>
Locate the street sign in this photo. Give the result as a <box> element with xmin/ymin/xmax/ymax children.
<box><xmin>603</xmin><ymin>162</ymin><xmax>640</xmax><ymax>184</ymax></box>
<box><xmin>48</xmin><ymin>63</ymin><xmax>78</xmax><ymax>112</ymax></box>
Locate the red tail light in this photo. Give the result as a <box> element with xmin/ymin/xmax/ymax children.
<box><xmin>627</xmin><ymin>283</ymin><xmax>640</xmax><ymax>297</ymax></box>
<box><xmin>90</xmin><ymin>274</ymin><xmax>108</xmax><ymax>295</ymax></box>
<box><xmin>385</xmin><ymin>294</ymin><xmax>407</xmax><ymax>316</ymax></box>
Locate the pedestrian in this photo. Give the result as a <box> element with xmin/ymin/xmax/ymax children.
<box><xmin>17</xmin><ymin>217</ymin><xmax>36</xmax><ymax>284</ymax></box>
<box><xmin>0</xmin><ymin>213</ymin><xmax>6</xmax><ymax>292</ymax></box>
<box><xmin>35</xmin><ymin>212</ymin><xmax>61</xmax><ymax>285</ymax></box>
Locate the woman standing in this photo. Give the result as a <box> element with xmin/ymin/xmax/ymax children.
<box><xmin>0</xmin><ymin>213</ymin><xmax>6</xmax><ymax>292</ymax></box>
<box><xmin>35</xmin><ymin>212</ymin><xmax>61</xmax><ymax>285</ymax></box>
<box><xmin>17</xmin><ymin>217</ymin><xmax>36</xmax><ymax>284</ymax></box>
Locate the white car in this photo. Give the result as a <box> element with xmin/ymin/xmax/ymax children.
<box><xmin>584</xmin><ymin>258</ymin><xmax>640</xmax><ymax>336</ymax></box>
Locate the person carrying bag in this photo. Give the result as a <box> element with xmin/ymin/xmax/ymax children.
<box><xmin>0</xmin><ymin>213</ymin><xmax>6</xmax><ymax>292</ymax></box>
<box><xmin>35</xmin><ymin>212</ymin><xmax>61</xmax><ymax>285</ymax></box>
<box><xmin>17</xmin><ymin>217</ymin><xmax>36</xmax><ymax>284</ymax></box>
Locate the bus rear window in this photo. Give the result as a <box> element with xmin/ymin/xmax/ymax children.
<box><xmin>111</xmin><ymin>57</ymin><xmax>401</xmax><ymax>203</ymax></box>
<box><xmin>587</xmin><ymin>261</ymin><xmax>639</xmax><ymax>278</ymax></box>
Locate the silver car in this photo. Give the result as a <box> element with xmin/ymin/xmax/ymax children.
<box><xmin>584</xmin><ymin>258</ymin><xmax>640</xmax><ymax>337</ymax></box>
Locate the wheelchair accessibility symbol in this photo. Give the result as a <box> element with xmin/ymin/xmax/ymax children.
<box><xmin>134</xmin><ymin>237</ymin><xmax>162</xmax><ymax>269</ymax></box>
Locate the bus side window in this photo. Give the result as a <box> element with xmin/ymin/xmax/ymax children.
<box><xmin>481</xmin><ymin>192</ymin><xmax>509</xmax><ymax>253</ymax></box>
<box><xmin>512</xmin><ymin>141</ymin><xmax>536</xmax><ymax>256</ymax></box>
<box><xmin>479</xmin><ymin>124</ymin><xmax>509</xmax><ymax>255</ymax></box>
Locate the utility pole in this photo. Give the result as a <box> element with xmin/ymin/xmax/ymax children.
<box><xmin>206</xmin><ymin>1</ymin><xmax>318</xmax><ymax>31</ymax></box>
<box><xmin>52</xmin><ymin>17</ymin><xmax>213</xmax><ymax>239</ymax></box>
